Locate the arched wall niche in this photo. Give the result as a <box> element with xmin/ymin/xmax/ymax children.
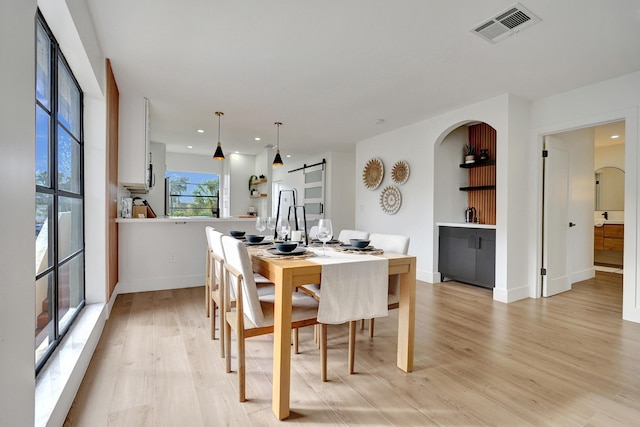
<box><xmin>433</xmin><ymin>120</ymin><xmax>497</xmax><ymax>226</ymax></box>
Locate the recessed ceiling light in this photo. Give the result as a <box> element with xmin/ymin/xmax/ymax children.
<box><xmin>611</xmin><ymin>134</ymin><xmax>620</xmax><ymax>139</ymax></box>
<box><xmin>187</xmin><ymin>145</ymin><xmax>193</xmax><ymax>149</ymax></box>
<box><xmin>374</xmin><ymin>118</ymin><xmax>385</xmax><ymax>124</ymax></box>
<box><xmin>235</xmin><ymin>151</ymin><xmax>240</xmax><ymax>154</ymax></box>
<box><xmin>254</xmin><ymin>137</ymin><xmax>261</xmax><ymax>141</ymax></box>
<box><xmin>197</xmin><ymin>129</ymin><xmax>204</xmax><ymax>133</ymax></box>
<box><xmin>286</xmin><ymin>154</ymin><xmax>292</xmax><ymax>158</ymax></box>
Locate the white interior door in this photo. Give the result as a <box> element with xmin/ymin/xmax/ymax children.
<box><xmin>542</xmin><ymin>145</ymin><xmax>571</xmax><ymax>296</ymax></box>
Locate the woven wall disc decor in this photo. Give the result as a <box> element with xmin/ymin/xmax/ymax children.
<box><xmin>379</xmin><ymin>185</ymin><xmax>402</xmax><ymax>214</ymax></box>
<box><xmin>391</xmin><ymin>160</ymin><xmax>410</xmax><ymax>185</ymax></box>
<box><xmin>362</xmin><ymin>158</ymin><xmax>384</xmax><ymax>190</ymax></box>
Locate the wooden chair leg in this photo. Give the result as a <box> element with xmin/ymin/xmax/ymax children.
<box><xmin>219</xmin><ymin>304</ymin><xmax>225</xmax><ymax>358</ymax></box>
<box><xmin>238</xmin><ymin>331</ymin><xmax>246</xmax><ymax>402</ymax></box>
<box><xmin>224</xmin><ymin>320</ymin><xmax>232</xmax><ymax>373</ymax></box>
<box><xmin>369</xmin><ymin>318</ymin><xmax>375</xmax><ymax>338</ymax></box>
<box><xmin>210</xmin><ymin>298</ymin><xmax>216</xmax><ymax>340</ymax></box>
<box><xmin>293</xmin><ymin>328</ymin><xmax>299</xmax><ymax>354</ymax></box>
<box><xmin>348</xmin><ymin>321</ymin><xmax>356</xmax><ymax>374</ymax></box>
<box><xmin>314</xmin><ymin>324</ymin><xmax>318</xmax><ymax>344</ymax></box>
<box><xmin>205</xmin><ymin>283</ymin><xmax>210</xmax><ymax>317</ymax></box>
<box><xmin>320</xmin><ymin>324</ymin><xmax>327</xmax><ymax>382</ymax></box>
<box><xmin>359</xmin><ymin>319</ymin><xmax>364</xmax><ymax>330</ymax></box>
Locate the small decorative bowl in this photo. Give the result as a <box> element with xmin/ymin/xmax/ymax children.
<box><xmin>230</xmin><ymin>230</ymin><xmax>246</xmax><ymax>238</ymax></box>
<box><xmin>275</xmin><ymin>242</ymin><xmax>298</xmax><ymax>252</ymax></box>
<box><xmin>245</xmin><ymin>235</ymin><xmax>264</xmax><ymax>243</ymax></box>
<box><xmin>350</xmin><ymin>239</ymin><xmax>370</xmax><ymax>248</ymax></box>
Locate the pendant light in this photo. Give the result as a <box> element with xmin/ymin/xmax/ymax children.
<box><xmin>272</xmin><ymin>121</ymin><xmax>284</xmax><ymax>166</ymax></box>
<box><xmin>212</xmin><ymin>111</ymin><xmax>225</xmax><ymax>160</ymax></box>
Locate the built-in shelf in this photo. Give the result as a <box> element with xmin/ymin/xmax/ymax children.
<box><xmin>250</xmin><ymin>178</ymin><xmax>268</xmax><ymax>185</ymax></box>
<box><xmin>459</xmin><ymin>185</ymin><xmax>496</xmax><ymax>192</ymax></box>
<box><xmin>250</xmin><ymin>194</ymin><xmax>267</xmax><ymax>198</ymax></box>
<box><xmin>459</xmin><ymin>159</ymin><xmax>496</xmax><ymax>169</ymax></box>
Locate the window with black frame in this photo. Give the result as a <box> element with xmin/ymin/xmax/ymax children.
<box><xmin>35</xmin><ymin>12</ymin><xmax>85</xmax><ymax>373</ymax></box>
<box><xmin>166</xmin><ymin>171</ymin><xmax>220</xmax><ymax>217</ymax></box>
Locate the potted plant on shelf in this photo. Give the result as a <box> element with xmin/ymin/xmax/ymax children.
<box><xmin>464</xmin><ymin>144</ymin><xmax>475</xmax><ymax>164</ymax></box>
<box><xmin>248</xmin><ymin>175</ymin><xmax>258</xmax><ymax>195</ymax></box>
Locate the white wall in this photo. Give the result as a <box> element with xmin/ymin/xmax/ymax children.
<box><xmin>435</xmin><ymin>125</ymin><xmax>470</xmax><ymax>224</ymax></box>
<box><xmin>0</xmin><ymin>1</ymin><xmax>37</xmax><ymax>425</ymax></box>
<box><xmin>326</xmin><ymin>150</ymin><xmax>356</xmax><ymax>234</ymax></box>
<box><xmin>229</xmin><ymin>153</ymin><xmax>257</xmax><ymax>216</ymax></box>
<box><xmin>595</xmin><ymin>143</ymin><xmax>625</xmax><ymax>171</ymax></box>
<box><xmin>355</xmin><ymin>93</ymin><xmax>531</xmax><ymax>304</ymax></box>
<box><xmin>271</xmin><ymin>150</ymin><xmax>356</xmax><ymax>235</ymax></box>
<box><xmin>1</xmin><ymin>0</ymin><xmax>110</xmax><ymax>424</ymax></box>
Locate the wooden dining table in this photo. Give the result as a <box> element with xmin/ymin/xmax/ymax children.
<box><xmin>250</xmin><ymin>249</ymin><xmax>417</xmax><ymax>420</ymax></box>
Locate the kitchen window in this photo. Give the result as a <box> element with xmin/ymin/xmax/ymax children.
<box><xmin>166</xmin><ymin>171</ymin><xmax>220</xmax><ymax>217</ymax></box>
<box><xmin>35</xmin><ymin>11</ymin><xmax>85</xmax><ymax>374</ymax></box>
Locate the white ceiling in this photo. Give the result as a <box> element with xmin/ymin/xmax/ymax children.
<box><xmin>85</xmin><ymin>0</ymin><xmax>640</xmax><ymax>158</ymax></box>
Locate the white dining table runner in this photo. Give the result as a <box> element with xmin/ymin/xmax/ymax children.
<box><xmin>308</xmin><ymin>247</ymin><xmax>388</xmax><ymax>324</ymax></box>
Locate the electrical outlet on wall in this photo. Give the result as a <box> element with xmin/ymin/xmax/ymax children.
<box><xmin>168</xmin><ymin>252</ymin><xmax>177</xmax><ymax>263</ymax></box>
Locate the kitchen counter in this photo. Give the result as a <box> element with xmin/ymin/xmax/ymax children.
<box><xmin>116</xmin><ymin>216</ymin><xmax>268</xmax><ymax>294</ymax></box>
<box><xmin>437</xmin><ymin>222</ymin><xmax>497</xmax><ymax>230</ymax></box>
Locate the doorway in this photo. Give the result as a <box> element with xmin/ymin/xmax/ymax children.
<box><xmin>541</xmin><ymin>120</ymin><xmax>625</xmax><ymax>298</ymax></box>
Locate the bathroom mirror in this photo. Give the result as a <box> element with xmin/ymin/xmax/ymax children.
<box><xmin>595</xmin><ymin>167</ymin><xmax>624</xmax><ymax>211</ymax></box>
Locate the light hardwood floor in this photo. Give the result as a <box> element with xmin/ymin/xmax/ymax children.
<box><xmin>65</xmin><ymin>272</ymin><xmax>640</xmax><ymax>426</ymax></box>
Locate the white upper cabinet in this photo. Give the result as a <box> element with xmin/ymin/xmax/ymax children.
<box><xmin>119</xmin><ymin>93</ymin><xmax>150</xmax><ymax>190</ymax></box>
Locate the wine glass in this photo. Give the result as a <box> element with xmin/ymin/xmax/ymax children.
<box><xmin>266</xmin><ymin>217</ymin><xmax>277</xmax><ymax>240</ymax></box>
<box><xmin>316</xmin><ymin>219</ymin><xmax>333</xmax><ymax>256</ymax></box>
<box><xmin>277</xmin><ymin>217</ymin><xmax>291</xmax><ymax>241</ymax></box>
<box><xmin>255</xmin><ymin>216</ymin><xmax>266</xmax><ymax>235</ymax></box>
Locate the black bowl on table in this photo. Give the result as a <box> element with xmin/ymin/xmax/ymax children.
<box><xmin>230</xmin><ymin>230</ymin><xmax>246</xmax><ymax>238</ymax></box>
<box><xmin>275</xmin><ymin>242</ymin><xmax>298</xmax><ymax>253</ymax></box>
<box><xmin>350</xmin><ymin>239</ymin><xmax>370</xmax><ymax>248</ymax></box>
<box><xmin>245</xmin><ymin>235</ymin><xmax>265</xmax><ymax>243</ymax></box>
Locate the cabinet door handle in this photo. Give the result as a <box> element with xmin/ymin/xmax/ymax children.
<box><xmin>477</xmin><ymin>236</ymin><xmax>482</xmax><ymax>249</ymax></box>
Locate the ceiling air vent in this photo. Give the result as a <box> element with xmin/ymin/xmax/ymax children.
<box><xmin>472</xmin><ymin>3</ymin><xmax>541</xmax><ymax>44</ymax></box>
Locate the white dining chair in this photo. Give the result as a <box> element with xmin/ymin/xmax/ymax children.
<box><xmin>221</xmin><ymin>235</ymin><xmax>327</xmax><ymax>401</ymax></box>
<box><xmin>365</xmin><ymin>233</ymin><xmax>410</xmax><ymax>337</ymax></box>
<box><xmin>208</xmin><ymin>229</ymin><xmax>276</xmax><ymax>355</ymax></box>
<box><xmin>337</xmin><ymin>229</ymin><xmax>369</xmax><ymax>244</ymax></box>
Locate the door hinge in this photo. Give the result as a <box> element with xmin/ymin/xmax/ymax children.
<box><xmin>540</xmin><ymin>268</ymin><xmax>547</xmax><ymax>276</ymax></box>
<box><xmin>542</xmin><ymin>150</ymin><xmax>548</xmax><ymax>158</ymax></box>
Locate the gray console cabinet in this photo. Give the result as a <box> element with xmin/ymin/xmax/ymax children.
<box><xmin>438</xmin><ymin>226</ymin><xmax>495</xmax><ymax>289</ymax></box>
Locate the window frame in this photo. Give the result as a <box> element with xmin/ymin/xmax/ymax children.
<box><xmin>35</xmin><ymin>10</ymin><xmax>86</xmax><ymax>375</ymax></box>
<box><xmin>165</xmin><ymin>171</ymin><xmax>220</xmax><ymax>217</ymax></box>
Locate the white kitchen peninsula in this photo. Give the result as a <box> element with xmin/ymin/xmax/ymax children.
<box><xmin>116</xmin><ymin>217</ymin><xmax>260</xmax><ymax>294</ymax></box>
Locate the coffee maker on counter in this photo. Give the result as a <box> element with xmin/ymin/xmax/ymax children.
<box><xmin>465</xmin><ymin>207</ymin><xmax>477</xmax><ymax>223</ymax></box>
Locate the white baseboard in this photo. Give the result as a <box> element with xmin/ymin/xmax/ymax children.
<box><xmin>418</xmin><ymin>270</ymin><xmax>439</xmax><ymax>283</ymax></box>
<box><xmin>117</xmin><ymin>275</ymin><xmax>204</xmax><ymax>294</ymax></box>
<box><xmin>571</xmin><ymin>267</ymin><xmax>596</xmax><ymax>284</ymax></box>
<box><xmin>493</xmin><ymin>284</ymin><xmax>529</xmax><ymax>303</ymax></box>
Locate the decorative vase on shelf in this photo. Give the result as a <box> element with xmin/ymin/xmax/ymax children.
<box><xmin>479</xmin><ymin>149</ymin><xmax>489</xmax><ymax>161</ymax></box>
